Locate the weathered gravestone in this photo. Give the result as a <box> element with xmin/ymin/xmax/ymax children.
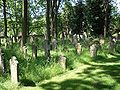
<box><xmin>99</xmin><ymin>38</ymin><xmax>105</xmax><ymax>45</ymax></box>
<box><xmin>108</xmin><ymin>37</ymin><xmax>115</xmax><ymax>53</ymax></box>
<box><xmin>30</xmin><ymin>36</ymin><xmax>34</xmax><ymax>43</ymax></box>
<box><xmin>12</xmin><ymin>36</ymin><xmax>16</xmax><ymax>43</ymax></box>
<box><xmin>75</xmin><ymin>43</ymin><xmax>82</xmax><ymax>55</ymax></box>
<box><xmin>0</xmin><ymin>49</ymin><xmax>4</xmax><ymax>74</ymax></box>
<box><xmin>58</xmin><ymin>54</ymin><xmax>66</xmax><ymax>70</ymax></box>
<box><xmin>10</xmin><ymin>56</ymin><xmax>18</xmax><ymax>83</ymax></box>
<box><xmin>32</xmin><ymin>44</ymin><xmax>37</xmax><ymax>59</ymax></box>
<box><xmin>23</xmin><ymin>46</ymin><xmax>27</xmax><ymax>58</ymax></box>
<box><xmin>68</xmin><ymin>31</ymin><xmax>73</xmax><ymax>43</ymax></box>
<box><xmin>72</xmin><ymin>34</ymin><xmax>78</xmax><ymax>46</ymax></box>
<box><xmin>51</xmin><ymin>38</ymin><xmax>57</xmax><ymax>50</ymax></box>
<box><xmin>4</xmin><ymin>38</ymin><xmax>8</xmax><ymax>49</ymax></box>
<box><xmin>90</xmin><ymin>43</ymin><xmax>98</xmax><ymax>57</ymax></box>
<box><xmin>17</xmin><ymin>36</ymin><xmax>21</xmax><ymax>45</ymax></box>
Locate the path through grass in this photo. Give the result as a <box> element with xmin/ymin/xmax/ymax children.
<box><xmin>19</xmin><ymin>61</ymin><xmax>120</xmax><ymax>90</ymax></box>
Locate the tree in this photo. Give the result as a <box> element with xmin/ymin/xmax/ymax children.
<box><xmin>2</xmin><ymin>0</ymin><xmax>7</xmax><ymax>37</ymax></box>
<box><xmin>71</xmin><ymin>1</ymin><xmax>84</xmax><ymax>35</ymax></box>
<box><xmin>50</xmin><ymin>0</ymin><xmax>61</xmax><ymax>40</ymax></box>
<box><xmin>86</xmin><ymin>0</ymin><xmax>112</xmax><ymax>37</ymax></box>
<box><xmin>46</xmin><ymin>0</ymin><xmax>51</xmax><ymax>60</ymax></box>
<box><xmin>61</xmin><ymin>1</ymin><xmax>73</xmax><ymax>35</ymax></box>
<box><xmin>104</xmin><ymin>0</ymin><xmax>112</xmax><ymax>37</ymax></box>
<box><xmin>21</xmin><ymin>0</ymin><xmax>28</xmax><ymax>47</ymax></box>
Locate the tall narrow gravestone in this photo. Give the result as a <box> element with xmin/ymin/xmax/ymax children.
<box><xmin>72</xmin><ymin>35</ymin><xmax>78</xmax><ymax>45</ymax></box>
<box><xmin>10</xmin><ymin>56</ymin><xmax>18</xmax><ymax>83</ymax></box>
<box><xmin>58</xmin><ymin>54</ymin><xmax>66</xmax><ymax>70</ymax></box>
<box><xmin>90</xmin><ymin>44</ymin><xmax>98</xmax><ymax>57</ymax></box>
<box><xmin>4</xmin><ymin>38</ymin><xmax>8</xmax><ymax>49</ymax></box>
<box><xmin>51</xmin><ymin>38</ymin><xmax>57</xmax><ymax>50</ymax></box>
<box><xmin>32</xmin><ymin>44</ymin><xmax>37</xmax><ymax>59</ymax></box>
<box><xmin>75</xmin><ymin>43</ymin><xmax>82</xmax><ymax>55</ymax></box>
<box><xmin>108</xmin><ymin>37</ymin><xmax>115</xmax><ymax>53</ymax></box>
<box><xmin>23</xmin><ymin>46</ymin><xmax>27</xmax><ymax>58</ymax></box>
<box><xmin>0</xmin><ymin>49</ymin><xmax>4</xmax><ymax>74</ymax></box>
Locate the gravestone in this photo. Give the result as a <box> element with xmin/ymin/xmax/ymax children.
<box><xmin>83</xmin><ymin>32</ymin><xmax>88</xmax><ymax>40</ymax></box>
<box><xmin>0</xmin><ymin>49</ymin><xmax>4</xmax><ymax>74</ymax></box>
<box><xmin>17</xmin><ymin>37</ymin><xmax>21</xmax><ymax>45</ymax></box>
<box><xmin>58</xmin><ymin>54</ymin><xmax>66</xmax><ymax>70</ymax></box>
<box><xmin>51</xmin><ymin>38</ymin><xmax>57</xmax><ymax>50</ymax></box>
<box><xmin>30</xmin><ymin>36</ymin><xmax>34</xmax><ymax>43</ymax></box>
<box><xmin>12</xmin><ymin>36</ymin><xmax>16</xmax><ymax>43</ymax></box>
<box><xmin>4</xmin><ymin>38</ymin><xmax>8</xmax><ymax>49</ymax></box>
<box><xmin>23</xmin><ymin>46</ymin><xmax>27</xmax><ymax>58</ymax></box>
<box><xmin>100</xmin><ymin>38</ymin><xmax>105</xmax><ymax>45</ymax></box>
<box><xmin>90</xmin><ymin>44</ymin><xmax>98</xmax><ymax>57</ymax></box>
<box><xmin>108</xmin><ymin>37</ymin><xmax>115</xmax><ymax>53</ymax></box>
<box><xmin>75</xmin><ymin>43</ymin><xmax>82</xmax><ymax>55</ymax></box>
<box><xmin>10</xmin><ymin>56</ymin><xmax>18</xmax><ymax>83</ymax></box>
<box><xmin>32</xmin><ymin>44</ymin><xmax>37</xmax><ymax>59</ymax></box>
<box><xmin>72</xmin><ymin>34</ymin><xmax>78</xmax><ymax>45</ymax></box>
<box><xmin>77</xmin><ymin>35</ymin><xmax>80</xmax><ymax>42</ymax></box>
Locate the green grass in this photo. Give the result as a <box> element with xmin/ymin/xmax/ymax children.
<box><xmin>1</xmin><ymin>39</ymin><xmax>120</xmax><ymax>90</ymax></box>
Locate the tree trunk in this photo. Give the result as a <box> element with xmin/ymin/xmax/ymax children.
<box><xmin>104</xmin><ymin>0</ymin><xmax>108</xmax><ymax>38</ymax></box>
<box><xmin>21</xmin><ymin>0</ymin><xmax>28</xmax><ymax>47</ymax></box>
<box><xmin>50</xmin><ymin>0</ymin><xmax>53</xmax><ymax>37</ymax></box>
<box><xmin>46</xmin><ymin>0</ymin><xmax>51</xmax><ymax>60</ymax></box>
<box><xmin>54</xmin><ymin>0</ymin><xmax>58</xmax><ymax>40</ymax></box>
<box><xmin>3</xmin><ymin>0</ymin><xmax>7</xmax><ymax>37</ymax></box>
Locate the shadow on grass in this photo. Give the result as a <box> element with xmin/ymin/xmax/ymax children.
<box><xmin>40</xmin><ymin>78</ymin><xmax>113</xmax><ymax>90</ymax></box>
<box><xmin>92</xmin><ymin>53</ymin><xmax>120</xmax><ymax>63</ymax></box>
<box><xmin>40</xmin><ymin>62</ymin><xmax>120</xmax><ymax>90</ymax></box>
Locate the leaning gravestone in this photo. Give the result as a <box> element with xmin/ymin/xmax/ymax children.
<box><xmin>58</xmin><ymin>54</ymin><xmax>66</xmax><ymax>70</ymax></box>
<box><xmin>10</xmin><ymin>56</ymin><xmax>18</xmax><ymax>83</ymax></box>
<box><xmin>0</xmin><ymin>49</ymin><xmax>4</xmax><ymax>74</ymax></box>
<box><xmin>75</xmin><ymin>43</ymin><xmax>82</xmax><ymax>55</ymax></box>
<box><xmin>32</xmin><ymin>44</ymin><xmax>37</xmax><ymax>59</ymax></box>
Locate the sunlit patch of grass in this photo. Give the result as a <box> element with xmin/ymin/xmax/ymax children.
<box><xmin>3</xmin><ymin>81</ymin><xmax>19</xmax><ymax>90</ymax></box>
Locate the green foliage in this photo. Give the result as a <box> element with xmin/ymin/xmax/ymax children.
<box><xmin>60</xmin><ymin>1</ymin><xmax>73</xmax><ymax>32</ymax></box>
<box><xmin>86</xmin><ymin>0</ymin><xmax>112</xmax><ymax>36</ymax></box>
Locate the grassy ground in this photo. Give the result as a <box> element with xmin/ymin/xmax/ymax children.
<box><xmin>1</xmin><ymin>39</ymin><xmax>120</xmax><ymax>90</ymax></box>
<box><xmin>20</xmin><ymin>60</ymin><xmax>120</xmax><ymax>90</ymax></box>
